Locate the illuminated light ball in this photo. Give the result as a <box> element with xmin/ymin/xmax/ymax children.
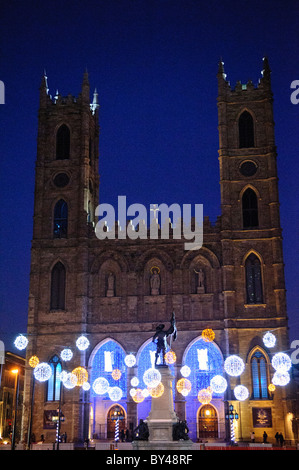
<box><xmin>29</xmin><ymin>355</ymin><xmax>39</xmax><ymax>368</ymax></box>
<box><xmin>63</xmin><ymin>373</ymin><xmax>78</xmax><ymax>389</ymax></box>
<box><xmin>111</xmin><ymin>369</ymin><xmax>122</xmax><ymax>381</ymax></box>
<box><xmin>197</xmin><ymin>388</ymin><xmax>212</xmax><ymax>405</ymax></box>
<box><xmin>143</xmin><ymin>368</ymin><xmax>161</xmax><ymax>388</ymax></box>
<box><xmin>142</xmin><ymin>388</ymin><xmax>150</xmax><ymax>398</ymax></box>
<box><xmin>210</xmin><ymin>375</ymin><xmax>228</xmax><ymax>394</ymax></box>
<box><xmin>132</xmin><ymin>388</ymin><xmax>145</xmax><ymax>403</ymax></box>
<box><xmin>60</xmin><ymin>348</ymin><xmax>73</xmax><ymax>361</ymax></box>
<box><xmin>268</xmin><ymin>383</ymin><xmax>276</xmax><ymax>393</ymax></box>
<box><xmin>164</xmin><ymin>350</ymin><xmax>176</xmax><ymax>365</ymax></box>
<box><xmin>124</xmin><ymin>354</ymin><xmax>136</xmax><ymax>368</ymax></box>
<box><xmin>72</xmin><ymin>367</ymin><xmax>88</xmax><ymax>386</ymax></box>
<box><xmin>176</xmin><ymin>378</ymin><xmax>192</xmax><ymax>396</ymax></box>
<box><xmin>224</xmin><ymin>355</ymin><xmax>245</xmax><ymax>377</ymax></box>
<box><xmin>180</xmin><ymin>365</ymin><xmax>191</xmax><ymax>378</ymax></box>
<box><xmin>108</xmin><ymin>386</ymin><xmax>123</xmax><ymax>402</ymax></box>
<box><xmin>271</xmin><ymin>353</ymin><xmax>292</xmax><ymax>373</ymax></box>
<box><xmin>148</xmin><ymin>382</ymin><xmax>164</xmax><ymax>398</ymax></box>
<box><xmin>33</xmin><ymin>362</ymin><xmax>52</xmax><ymax>382</ymax></box>
<box><xmin>131</xmin><ymin>376</ymin><xmax>139</xmax><ymax>387</ymax></box>
<box><xmin>14</xmin><ymin>334</ymin><xmax>28</xmax><ymax>351</ymax></box>
<box><xmin>76</xmin><ymin>335</ymin><xmax>90</xmax><ymax>351</ymax></box>
<box><xmin>130</xmin><ymin>388</ymin><xmax>137</xmax><ymax>398</ymax></box>
<box><xmin>234</xmin><ymin>385</ymin><xmax>249</xmax><ymax>401</ymax></box>
<box><xmin>82</xmin><ymin>381</ymin><xmax>91</xmax><ymax>391</ymax></box>
<box><xmin>202</xmin><ymin>328</ymin><xmax>215</xmax><ymax>343</ymax></box>
<box><xmin>272</xmin><ymin>371</ymin><xmax>290</xmax><ymax>386</ymax></box>
<box><xmin>92</xmin><ymin>377</ymin><xmax>110</xmax><ymax>395</ymax></box>
<box><xmin>263</xmin><ymin>331</ymin><xmax>276</xmax><ymax>348</ymax></box>
<box><xmin>59</xmin><ymin>370</ymin><xmax>68</xmax><ymax>383</ymax></box>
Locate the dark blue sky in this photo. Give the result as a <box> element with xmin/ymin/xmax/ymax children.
<box><xmin>0</xmin><ymin>0</ymin><xmax>298</xmax><ymax>350</ymax></box>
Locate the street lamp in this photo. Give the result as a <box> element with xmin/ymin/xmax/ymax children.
<box><xmin>225</xmin><ymin>404</ymin><xmax>239</xmax><ymax>444</ymax></box>
<box><xmin>11</xmin><ymin>368</ymin><xmax>20</xmax><ymax>451</ymax></box>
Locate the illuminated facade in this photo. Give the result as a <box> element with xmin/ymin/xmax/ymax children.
<box><xmin>22</xmin><ymin>59</ymin><xmax>297</xmax><ymax>445</ymax></box>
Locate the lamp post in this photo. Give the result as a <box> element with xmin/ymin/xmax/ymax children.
<box><xmin>225</xmin><ymin>404</ymin><xmax>239</xmax><ymax>444</ymax></box>
<box><xmin>11</xmin><ymin>368</ymin><xmax>20</xmax><ymax>451</ymax></box>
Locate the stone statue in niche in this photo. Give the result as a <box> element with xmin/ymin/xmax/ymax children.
<box><xmin>106</xmin><ymin>272</ymin><xmax>115</xmax><ymax>297</ymax></box>
<box><xmin>150</xmin><ymin>267</ymin><xmax>160</xmax><ymax>295</ymax></box>
<box><xmin>194</xmin><ymin>268</ymin><xmax>205</xmax><ymax>294</ymax></box>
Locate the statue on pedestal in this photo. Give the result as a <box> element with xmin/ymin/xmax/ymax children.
<box><xmin>194</xmin><ymin>267</ymin><xmax>205</xmax><ymax>293</ymax></box>
<box><xmin>152</xmin><ymin>312</ymin><xmax>177</xmax><ymax>366</ymax></box>
<box><xmin>150</xmin><ymin>268</ymin><xmax>160</xmax><ymax>295</ymax></box>
<box><xmin>172</xmin><ymin>420</ymin><xmax>190</xmax><ymax>441</ymax></box>
<box><xmin>133</xmin><ymin>419</ymin><xmax>149</xmax><ymax>441</ymax></box>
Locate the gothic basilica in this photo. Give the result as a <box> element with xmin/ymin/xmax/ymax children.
<box><xmin>22</xmin><ymin>58</ymin><xmax>297</xmax><ymax>445</ymax></box>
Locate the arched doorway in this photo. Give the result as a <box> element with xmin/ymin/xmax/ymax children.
<box><xmin>107</xmin><ymin>405</ymin><xmax>126</xmax><ymax>440</ymax></box>
<box><xmin>198</xmin><ymin>404</ymin><xmax>218</xmax><ymax>439</ymax></box>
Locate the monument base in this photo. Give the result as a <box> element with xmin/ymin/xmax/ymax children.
<box><xmin>132</xmin><ymin>439</ymin><xmax>193</xmax><ymax>451</ymax></box>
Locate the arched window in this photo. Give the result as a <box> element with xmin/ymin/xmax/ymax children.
<box><xmin>251</xmin><ymin>350</ymin><xmax>268</xmax><ymax>399</ymax></box>
<box><xmin>242</xmin><ymin>188</ymin><xmax>259</xmax><ymax>229</ymax></box>
<box><xmin>239</xmin><ymin>111</ymin><xmax>254</xmax><ymax>148</ymax></box>
<box><xmin>245</xmin><ymin>253</ymin><xmax>263</xmax><ymax>304</ymax></box>
<box><xmin>56</xmin><ymin>124</ymin><xmax>70</xmax><ymax>159</ymax></box>
<box><xmin>47</xmin><ymin>355</ymin><xmax>62</xmax><ymax>401</ymax></box>
<box><xmin>53</xmin><ymin>199</ymin><xmax>68</xmax><ymax>238</ymax></box>
<box><xmin>50</xmin><ymin>262</ymin><xmax>66</xmax><ymax>310</ymax></box>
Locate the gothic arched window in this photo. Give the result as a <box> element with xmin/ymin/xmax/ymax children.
<box><xmin>53</xmin><ymin>199</ymin><xmax>68</xmax><ymax>238</ymax></box>
<box><xmin>242</xmin><ymin>188</ymin><xmax>259</xmax><ymax>229</ymax></box>
<box><xmin>245</xmin><ymin>253</ymin><xmax>263</xmax><ymax>304</ymax></box>
<box><xmin>50</xmin><ymin>262</ymin><xmax>66</xmax><ymax>310</ymax></box>
<box><xmin>56</xmin><ymin>124</ymin><xmax>70</xmax><ymax>159</ymax></box>
<box><xmin>47</xmin><ymin>355</ymin><xmax>62</xmax><ymax>401</ymax></box>
<box><xmin>239</xmin><ymin>111</ymin><xmax>254</xmax><ymax>148</ymax></box>
<box><xmin>251</xmin><ymin>350</ymin><xmax>268</xmax><ymax>399</ymax></box>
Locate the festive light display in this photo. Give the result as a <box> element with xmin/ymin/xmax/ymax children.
<box><xmin>268</xmin><ymin>383</ymin><xmax>275</xmax><ymax>392</ymax></box>
<box><xmin>59</xmin><ymin>370</ymin><xmax>68</xmax><ymax>383</ymax></box>
<box><xmin>124</xmin><ymin>354</ymin><xmax>136</xmax><ymax>368</ymax></box>
<box><xmin>164</xmin><ymin>349</ymin><xmax>176</xmax><ymax>364</ymax></box>
<box><xmin>131</xmin><ymin>388</ymin><xmax>145</xmax><ymax>403</ymax></box>
<box><xmin>131</xmin><ymin>376</ymin><xmax>139</xmax><ymax>387</ymax></box>
<box><xmin>72</xmin><ymin>367</ymin><xmax>88</xmax><ymax>386</ymax></box>
<box><xmin>271</xmin><ymin>352</ymin><xmax>292</xmax><ymax>373</ymax></box>
<box><xmin>197</xmin><ymin>388</ymin><xmax>212</xmax><ymax>404</ymax></box>
<box><xmin>176</xmin><ymin>378</ymin><xmax>192</xmax><ymax>396</ymax></box>
<box><xmin>14</xmin><ymin>334</ymin><xmax>28</xmax><ymax>351</ymax></box>
<box><xmin>272</xmin><ymin>371</ymin><xmax>290</xmax><ymax>386</ymax></box>
<box><xmin>180</xmin><ymin>365</ymin><xmax>191</xmax><ymax>378</ymax></box>
<box><xmin>76</xmin><ymin>335</ymin><xmax>90</xmax><ymax>351</ymax></box>
<box><xmin>224</xmin><ymin>355</ymin><xmax>245</xmax><ymax>377</ymax></box>
<box><xmin>143</xmin><ymin>368</ymin><xmax>161</xmax><ymax>388</ymax></box>
<box><xmin>112</xmin><ymin>369</ymin><xmax>122</xmax><ymax>381</ymax></box>
<box><xmin>29</xmin><ymin>355</ymin><xmax>39</xmax><ymax>368</ymax></box>
<box><xmin>108</xmin><ymin>386</ymin><xmax>123</xmax><ymax>401</ymax></box>
<box><xmin>210</xmin><ymin>375</ymin><xmax>227</xmax><ymax>394</ymax></box>
<box><xmin>234</xmin><ymin>385</ymin><xmax>249</xmax><ymax>401</ymax></box>
<box><xmin>63</xmin><ymin>372</ymin><xmax>78</xmax><ymax>389</ymax></box>
<box><xmin>60</xmin><ymin>348</ymin><xmax>73</xmax><ymax>361</ymax></box>
<box><xmin>92</xmin><ymin>377</ymin><xmax>110</xmax><ymax>395</ymax></box>
<box><xmin>263</xmin><ymin>331</ymin><xmax>276</xmax><ymax>348</ymax></box>
<box><xmin>33</xmin><ymin>362</ymin><xmax>52</xmax><ymax>382</ymax></box>
<box><xmin>142</xmin><ymin>388</ymin><xmax>150</xmax><ymax>398</ymax></box>
<box><xmin>202</xmin><ymin>328</ymin><xmax>215</xmax><ymax>343</ymax></box>
<box><xmin>82</xmin><ymin>381</ymin><xmax>91</xmax><ymax>391</ymax></box>
<box><xmin>148</xmin><ymin>382</ymin><xmax>164</xmax><ymax>398</ymax></box>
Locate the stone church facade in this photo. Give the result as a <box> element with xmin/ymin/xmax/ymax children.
<box><xmin>22</xmin><ymin>58</ymin><xmax>297</xmax><ymax>445</ymax></box>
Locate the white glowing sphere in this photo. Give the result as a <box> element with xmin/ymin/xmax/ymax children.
<box><xmin>60</xmin><ymin>348</ymin><xmax>73</xmax><ymax>361</ymax></box>
<box><xmin>14</xmin><ymin>334</ymin><xmax>28</xmax><ymax>351</ymax></box>
<box><xmin>210</xmin><ymin>375</ymin><xmax>228</xmax><ymax>394</ymax></box>
<box><xmin>272</xmin><ymin>371</ymin><xmax>290</xmax><ymax>386</ymax></box>
<box><xmin>180</xmin><ymin>365</ymin><xmax>191</xmax><ymax>378</ymax></box>
<box><xmin>224</xmin><ymin>355</ymin><xmax>245</xmax><ymax>377</ymax></box>
<box><xmin>59</xmin><ymin>370</ymin><xmax>68</xmax><ymax>383</ymax></box>
<box><xmin>130</xmin><ymin>388</ymin><xmax>137</xmax><ymax>397</ymax></box>
<box><xmin>92</xmin><ymin>377</ymin><xmax>110</xmax><ymax>395</ymax></box>
<box><xmin>271</xmin><ymin>353</ymin><xmax>292</xmax><ymax>372</ymax></box>
<box><xmin>76</xmin><ymin>335</ymin><xmax>90</xmax><ymax>351</ymax></box>
<box><xmin>131</xmin><ymin>376</ymin><xmax>139</xmax><ymax>387</ymax></box>
<box><xmin>263</xmin><ymin>331</ymin><xmax>276</xmax><ymax>348</ymax></box>
<box><xmin>33</xmin><ymin>362</ymin><xmax>52</xmax><ymax>382</ymax></box>
<box><xmin>234</xmin><ymin>385</ymin><xmax>249</xmax><ymax>401</ymax></box>
<box><xmin>63</xmin><ymin>373</ymin><xmax>78</xmax><ymax>389</ymax></box>
<box><xmin>143</xmin><ymin>368</ymin><xmax>161</xmax><ymax>387</ymax></box>
<box><xmin>124</xmin><ymin>354</ymin><xmax>136</xmax><ymax>367</ymax></box>
<box><xmin>108</xmin><ymin>386</ymin><xmax>123</xmax><ymax>401</ymax></box>
<box><xmin>82</xmin><ymin>381</ymin><xmax>91</xmax><ymax>391</ymax></box>
<box><xmin>142</xmin><ymin>388</ymin><xmax>150</xmax><ymax>398</ymax></box>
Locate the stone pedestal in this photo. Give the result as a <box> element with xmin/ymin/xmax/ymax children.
<box><xmin>132</xmin><ymin>365</ymin><xmax>193</xmax><ymax>451</ymax></box>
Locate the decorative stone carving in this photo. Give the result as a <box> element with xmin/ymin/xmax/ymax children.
<box><xmin>106</xmin><ymin>272</ymin><xmax>115</xmax><ymax>297</ymax></box>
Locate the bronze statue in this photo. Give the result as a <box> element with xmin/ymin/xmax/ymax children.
<box><xmin>152</xmin><ymin>312</ymin><xmax>177</xmax><ymax>366</ymax></box>
<box><xmin>133</xmin><ymin>419</ymin><xmax>149</xmax><ymax>441</ymax></box>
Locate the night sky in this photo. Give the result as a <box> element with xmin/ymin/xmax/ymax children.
<box><xmin>0</xmin><ymin>0</ymin><xmax>298</xmax><ymax>351</ymax></box>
